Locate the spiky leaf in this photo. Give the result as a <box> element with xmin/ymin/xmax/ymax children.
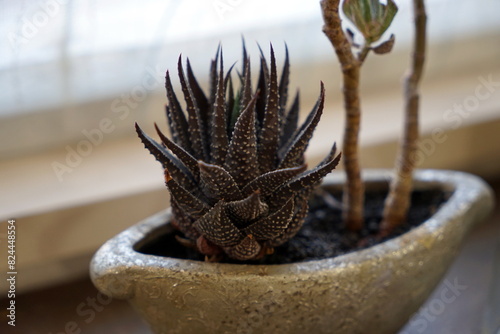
<box><xmin>198</xmin><ymin>161</ymin><xmax>242</xmax><ymax>201</ymax></box>
<box><xmin>193</xmin><ymin>201</ymin><xmax>243</xmax><ymax>247</ymax></box>
<box><xmin>243</xmin><ymin>198</ymin><xmax>294</xmax><ymax>240</ymax></box>
<box><xmin>226</xmin><ymin>191</ymin><xmax>269</xmax><ymax>223</ymax></box>
<box><xmin>224</xmin><ymin>94</ymin><xmax>259</xmax><ymax>187</ymax></box>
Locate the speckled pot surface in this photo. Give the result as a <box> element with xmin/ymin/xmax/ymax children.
<box><xmin>91</xmin><ymin>170</ymin><xmax>494</xmax><ymax>334</ymax></box>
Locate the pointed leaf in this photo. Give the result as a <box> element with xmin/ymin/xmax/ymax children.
<box><xmin>186</xmin><ymin>59</ymin><xmax>209</xmax><ymax>114</ymax></box>
<box><xmin>242</xmin><ymin>164</ymin><xmax>307</xmax><ymax>196</ymax></box>
<box><xmin>279</xmin><ymin>88</ymin><xmax>321</xmax><ymax>161</ymax></box>
<box><xmin>224</xmin><ymin>62</ymin><xmax>236</xmax><ymax>91</ymax></box>
<box><xmin>380</xmin><ymin>0</ymin><xmax>398</xmax><ymax>37</ymax></box>
<box><xmin>209</xmin><ymin>45</ymin><xmax>221</xmax><ymax>105</ymax></box>
<box><xmin>278</xmin><ymin>44</ymin><xmax>290</xmax><ymax>117</ymax></box>
<box><xmin>226</xmin><ymin>75</ymin><xmax>236</xmax><ymax>134</ymax></box>
<box><xmin>224</xmin><ymin>235</ymin><xmax>261</xmax><ymax>260</ymax></box>
<box><xmin>178</xmin><ymin>56</ymin><xmax>208</xmax><ymax>160</ymax></box>
<box><xmin>198</xmin><ymin>161</ymin><xmax>243</xmax><ymax>201</ymax></box>
<box><xmin>276</xmin><ymin>148</ymin><xmax>341</xmax><ymax>202</ymax></box>
<box><xmin>167</xmin><ymin>178</ymin><xmax>209</xmax><ymax>220</ymax></box>
<box><xmin>278</xmin><ymin>83</ymin><xmax>325</xmax><ymax>169</ymax></box>
<box><xmin>186</xmin><ymin>58</ymin><xmax>210</xmax><ymax>148</ymax></box>
<box><xmin>265</xmin><ymin>199</ymin><xmax>308</xmax><ymax>247</ymax></box>
<box><xmin>279</xmin><ymin>90</ymin><xmax>300</xmax><ymax>151</ymax></box>
<box><xmin>243</xmin><ymin>198</ymin><xmax>294</xmax><ymax>240</ymax></box>
<box><xmin>255</xmin><ymin>44</ymin><xmax>269</xmax><ymax>126</ymax></box>
<box><xmin>193</xmin><ymin>201</ymin><xmax>244</xmax><ymax>247</ymax></box>
<box><xmin>239</xmin><ymin>58</ymin><xmax>252</xmax><ymax>114</ymax></box>
<box><xmin>165</xmin><ymin>71</ymin><xmax>190</xmax><ymax>151</ymax></box>
<box><xmin>154</xmin><ymin>123</ymin><xmax>200</xmax><ymax>180</ymax></box>
<box><xmin>226</xmin><ymin>191</ymin><xmax>269</xmax><ymax>223</ymax></box>
<box><xmin>135</xmin><ymin>123</ymin><xmax>196</xmax><ymax>189</ymax></box>
<box><xmin>210</xmin><ymin>53</ymin><xmax>229</xmax><ymax>165</ymax></box>
<box><xmin>266</xmin><ymin>144</ymin><xmax>341</xmax><ymax>210</ymax></box>
<box><xmin>222</xmin><ymin>63</ymin><xmax>237</xmax><ymax>137</ymax></box>
<box><xmin>319</xmin><ymin>142</ymin><xmax>338</xmax><ymax>167</ymax></box>
<box><xmin>258</xmin><ymin>45</ymin><xmax>280</xmax><ymax>172</ymax></box>
<box><xmin>242</xmin><ymin>37</ymin><xmax>248</xmax><ymax>72</ymax></box>
<box><xmin>224</xmin><ymin>94</ymin><xmax>260</xmax><ymax>187</ymax></box>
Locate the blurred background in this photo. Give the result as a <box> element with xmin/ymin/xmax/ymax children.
<box><xmin>0</xmin><ymin>0</ymin><xmax>499</xmax><ymax>332</ymax></box>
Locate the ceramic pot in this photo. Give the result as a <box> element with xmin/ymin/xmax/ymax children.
<box><xmin>91</xmin><ymin>169</ymin><xmax>494</xmax><ymax>334</ymax></box>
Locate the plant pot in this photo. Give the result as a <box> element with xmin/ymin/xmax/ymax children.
<box><xmin>90</xmin><ymin>169</ymin><xmax>494</xmax><ymax>334</ymax></box>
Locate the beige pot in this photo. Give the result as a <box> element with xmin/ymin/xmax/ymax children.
<box><xmin>90</xmin><ymin>169</ymin><xmax>494</xmax><ymax>334</ymax></box>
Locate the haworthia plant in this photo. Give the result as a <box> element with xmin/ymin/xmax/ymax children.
<box><xmin>136</xmin><ymin>45</ymin><xmax>340</xmax><ymax>261</ymax></box>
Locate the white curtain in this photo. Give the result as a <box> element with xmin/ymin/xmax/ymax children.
<box><xmin>0</xmin><ymin>0</ymin><xmax>498</xmax><ymax>155</ymax></box>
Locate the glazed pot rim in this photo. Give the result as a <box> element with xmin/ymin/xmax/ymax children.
<box><xmin>91</xmin><ymin>169</ymin><xmax>494</xmax><ymax>277</ymax></box>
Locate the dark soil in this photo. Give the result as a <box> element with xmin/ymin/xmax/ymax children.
<box><xmin>137</xmin><ymin>188</ymin><xmax>451</xmax><ymax>264</ymax></box>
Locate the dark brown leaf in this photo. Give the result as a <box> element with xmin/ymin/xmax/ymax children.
<box><xmin>278</xmin><ymin>83</ymin><xmax>325</xmax><ymax>168</ymax></box>
<box><xmin>165</xmin><ymin>71</ymin><xmax>190</xmax><ymax>151</ymax></box>
<box><xmin>167</xmin><ymin>178</ymin><xmax>209</xmax><ymax>220</ymax></box>
<box><xmin>135</xmin><ymin>123</ymin><xmax>196</xmax><ymax>189</ymax></box>
<box><xmin>279</xmin><ymin>90</ymin><xmax>300</xmax><ymax>151</ymax></box>
<box><xmin>178</xmin><ymin>56</ymin><xmax>208</xmax><ymax>160</ymax></box>
<box><xmin>198</xmin><ymin>161</ymin><xmax>243</xmax><ymax>201</ymax></box>
<box><xmin>241</xmin><ymin>164</ymin><xmax>307</xmax><ymax>196</ymax></box>
<box><xmin>243</xmin><ymin>198</ymin><xmax>294</xmax><ymax>240</ymax></box>
<box><xmin>224</xmin><ymin>235</ymin><xmax>261</xmax><ymax>260</ymax></box>
<box><xmin>265</xmin><ymin>199</ymin><xmax>308</xmax><ymax>247</ymax></box>
<box><xmin>193</xmin><ymin>201</ymin><xmax>244</xmax><ymax>247</ymax></box>
<box><xmin>255</xmin><ymin>44</ymin><xmax>270</xmax><ymax>126</ymax></box>
<box><xmin>226</xmin><ymin>191</ymin><xmax>269</xmax><ymax>223</ymax></box>
<box><xmin>258</xmin><ymin>45</ymin><xmax>280</xmax><ymax>172</ymax></box>
<box><xmin>278</xmin><ymin>44</ymin><xmax>290</xmax><ymax>120</ymax></box>
<box><xmin>210</xmin><ymin>52</ymin><xmax>229</xmax><ymax>165</ymax></box>
<box><xmin>224</xmin><ymin>94</ymin><xmax>260</xmax><ymax>187</ymax></box>
<box><xmin>154</xmin><ymin>123</ymin><xmax>200</xmax><ymax>181</ymax></box>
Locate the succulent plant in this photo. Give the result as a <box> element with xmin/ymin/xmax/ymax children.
<box><xmin>135</xmin><ymin>44</ymin><xmax>340</xmax><ymax>261</ymax></box>
<box><xmin>342</xmin><ymin>0</ymin><xmax>398</xmax><ymax>45</ymax></box>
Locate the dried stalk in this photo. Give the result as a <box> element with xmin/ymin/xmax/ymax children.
<box><xmin>380</xmin><ymin>0</ymin><xmax>427</xmax><ymax>234</ymax></box>
<box><xmin>320</xmin><ymin>0</ymin><xmax>364</xmax><ymax>231</ymax></box>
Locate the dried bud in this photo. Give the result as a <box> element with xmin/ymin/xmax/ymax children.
<box><xmin>372</xmin><ymin>33</ymin><xmax>396</xmax><ymax>54</ymax></box>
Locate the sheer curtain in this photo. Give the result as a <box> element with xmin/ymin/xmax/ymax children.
<box><xmin>0</xmin><ymin>0</ymin><xmax>499</xmax><ymax>156</ymax></box>
<box><xmin>0</xmin><ymin>0</ymin><xmax>322</xmax><ymax>116</ymax></box>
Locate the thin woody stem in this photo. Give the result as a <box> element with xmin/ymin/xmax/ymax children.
<box><xmin>320</xmin><ymin>0</ymin><xmax>364</xmax><ymax>231</ymax></box>
<box><xmin>380</xmin><ymin>0</ymin><xmax>427</xmax><ymax>235</ymax></box>
<box><xmin>357</xmin><ymin>45</ymin><xmax>371</xmax><ymax>64</ymax></box>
